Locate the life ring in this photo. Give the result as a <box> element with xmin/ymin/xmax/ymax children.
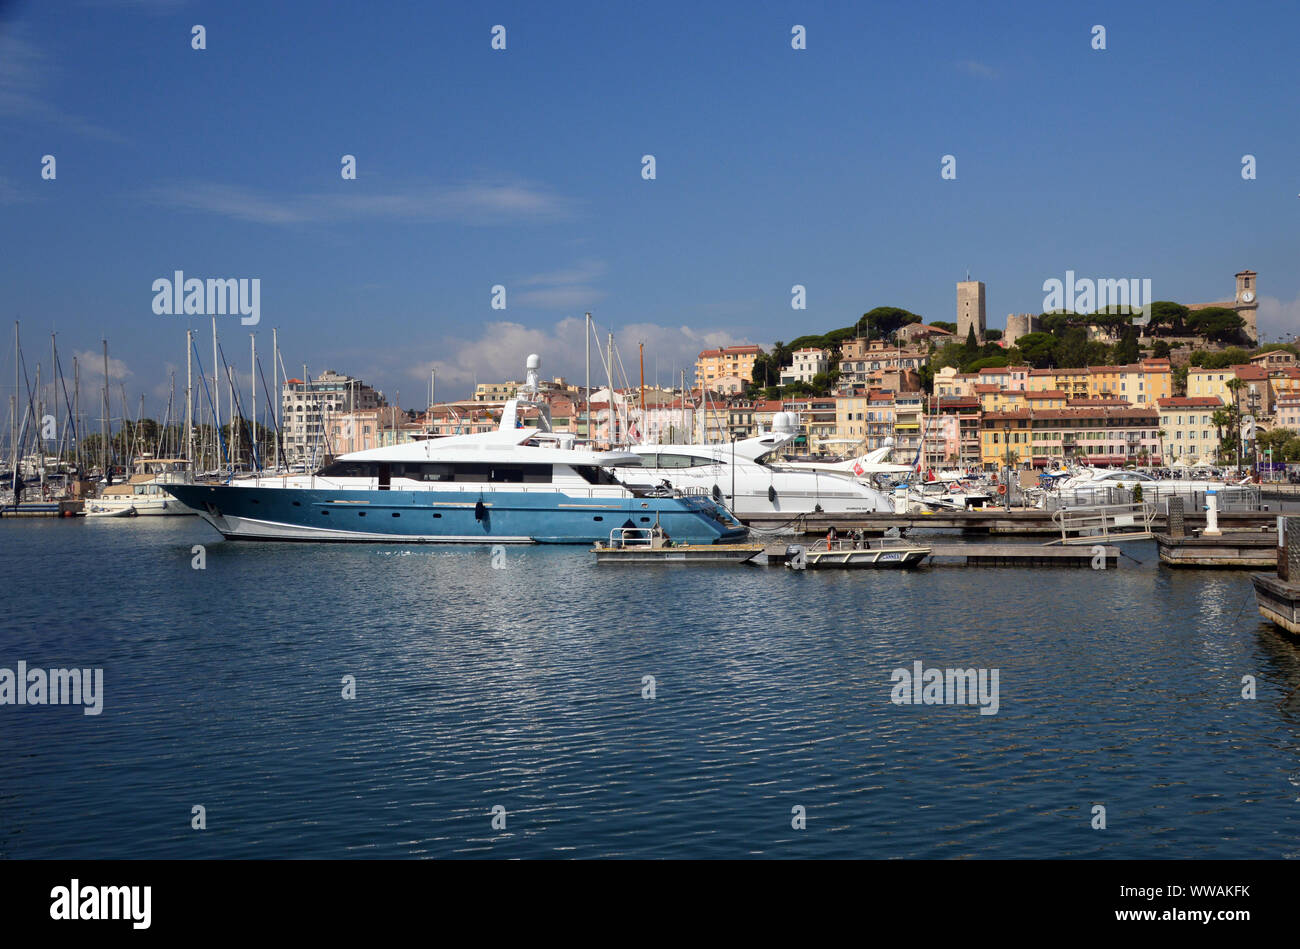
<box><xmin>996</xmin><ymin>484</ymin><xmax>1007</xmax><ymax>495</ymax></box>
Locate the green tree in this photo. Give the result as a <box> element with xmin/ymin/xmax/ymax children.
<box><xmin>1146</xmin><ymin>301</ymin><xmax>1190</xmax><ymax>335</ymax></box>
<box><xmin>1187</xmin><ymin>307</ymin><xmax>1246</xmax><ymax>345</ymax></box>
<box><xmin>1114</xmin><ymin>326</ymin><xmax>1140</xmax><ymax>364</ymax></box>
<box><xmin>1211</xmin><ymin>408</ymin><xmax>1231</xmax><ymax>464</ymax></box>
<box><xmin>857</xmin><ymin>307</ymin><xmax>924</xmax><ymax>341</ymax></box>
<box><xmin>1015</xmin><ymin>332</ymin><xmax>1058</xmax><ymax>368</ymax></box>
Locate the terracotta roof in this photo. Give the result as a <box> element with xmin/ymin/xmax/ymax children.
<box><xmin>697</xmin><ymin>345</ymin><xmax>762</xmax><ymax>358</ymax></box>
<box><xmin>1157</xmin><ymin>397</ymin><xmax>1223</xmax><ymax>408</ymax></box>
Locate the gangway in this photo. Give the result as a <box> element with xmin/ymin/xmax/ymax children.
<box><xmin>1050</xmin><ymin>501</ymin><xmax>1157</xmax><ymax>545</ymax></box>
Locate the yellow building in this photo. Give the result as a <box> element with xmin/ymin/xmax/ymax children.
<box><xmin>1024</xmin><ymin>390</ymin><xmax>1069</xmax><ymax>411</ymax></box>
<box><xmin>1087</xmin><ymin>359</ymin><xmax>1171</xmax><ymax>405</ymax></box>
<box><xmin>976</xmin><ymin>386</ymin><xmax>1026</xmax><ymax>413</ymax></box>
<box><xmin>1027</xmin><ymin>368</ymin><xmax>1090</xmax><ymax>399</ymax></box>
<box><xmin>835</xmin><ymin>392</ymin><xmax>870</xmax><ymax>443</ymax></box>
<box><xmin>473</xmin><ymin>381</ymin><xmax>520</xmax><ymax>402</ymax></box>
<box><xmin>980</xmin><ymin>410</ymin><xmax>1033</xmax><ymax>467</ymax></box>
<box><xmin>1156</xmin><ymin>396</ymin><xmax>1223</xmax><ymax>463</ymax></box>
<box><xmin>1187</xmin><ymin>365</ymin><xmax>1272</xmax><ymax>417</ymax></box>
<box><xmin>695</xmin><ymin>345</ymin><xmax>763</xmax><ymax>391</ymax></box>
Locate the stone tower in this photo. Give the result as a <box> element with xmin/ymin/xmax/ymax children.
<box><xmin>957</xmin><ymin>280</ymin><xmax>986</xmax><ymax>343</ymax></box>
<box><xmin>1004</xmin><ymin>313</ymin><xmax>1041</xmax><ymax>347</ymax></box>
<box><xmin>1235</xmin><ymin>270</ymin><xmax>1258</xmax><ymax>342</ymax></box>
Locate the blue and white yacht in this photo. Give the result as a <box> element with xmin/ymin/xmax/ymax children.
<box><xmin>162</xmin><ymin>356</ymin><xmax>747</xmax><ymax>545</ymax></box>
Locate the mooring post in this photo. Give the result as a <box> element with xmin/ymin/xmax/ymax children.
<box><xmin>1204</xmin><ymin>487</ymin><xmax>1221</xmax><ymax>537</ymax></box>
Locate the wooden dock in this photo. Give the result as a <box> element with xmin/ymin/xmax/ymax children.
<box><xmin>763</xmin><ymin>541</ymin><xmax>1119</xmax><ymax>567</ymax></box>
<box><xmin>742</xmin><ymin>509</ymin><xmax>1273</xmax><ymax>537</ymax></box>
<box><xmin>1153</xmin><ymin>530</ymin><xmax>1277</xmax><ymax>568</ymax></box>
<box><xmin>0</xmin><ymin>500</ymin><xmax>82</xmax><ymax>518</ymax></box>
<box><xmin>924</xmin><ymin>543</ymin><xmax>1119</xmax><ymax>567</ymax></box>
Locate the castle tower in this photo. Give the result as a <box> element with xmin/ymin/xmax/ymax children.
<box><xmin>957</xmin><ymin>280</ymin><xmax>986</xmax><ymax>343</ymax></box>
<box><xmin>1235</xmin><ymin>270</ymin><xmax>1258</xmax><ymax>342</ymax></box>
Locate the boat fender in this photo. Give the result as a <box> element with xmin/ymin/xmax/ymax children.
<box><xmin>475</xmin><ymin>499</ymin><xmax>486</xmax><ymax>521</ymax></box>
<box><xmin>712</xmin><ymin>484</ymin><xmax>721</xmax><ymax>502</ymax></box>
<box><xmin>768</xmin><ymin>485</ymin><xmax>777</xmax><ymax>503</ymax></box>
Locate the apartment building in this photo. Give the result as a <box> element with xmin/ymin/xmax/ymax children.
<box><xmin>1027</xmin><ymin>368</ymin><xmax>1090</xmax><ymax>399</ymax></box>
<box><xmin>282</xmin><ymin>370</ymin><xmax>385</xmax><ymax>465</ymax></box>
<box><xmin>1156</xmin><ymin>396</ymin><xmax>1224</xmax><ymax>463</ymax></box>
<box><xmin>780</xmin><ymin>348</ymin><xmax>829</xmax><ymax>385</ymax></box>
<box><xmin>981</xmin><ymin>405</ymin><xmax>1160</xmax><ymax>468</ymax></box>
<box><xmin>1086</xmin><ymin>359</ymin><xmax>1172</xmax><ymax>405</ymax></box>
<box><xmin>1187</xmin><ymin>365</ymin><xmax>1272</xmax><ymax>417</ymax></box>
<box><xmin>695</xmin><ymin>345</ymin><xmax>763</xmax><ymax>392</ymax></box>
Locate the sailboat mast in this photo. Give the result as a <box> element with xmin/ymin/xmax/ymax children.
<box><xmin>272</xmin><ymin>327</ymin><xmax>278</xmax><ymax>471</ymax></box>
<box><xmin>10</xmin><ymin>322</ymin><xmax>16</xmax><ymax>489</ymax></box>
<box><xmin>73</xmin><ymin>356</ymin><xmax>80</xmax><ymax>474</ymax></box>
<box><xmin>604</xmin><ymin>331</ymin><xmax>615</xmax><ymax>447</ymax></box>
<box><xmin>251</xmin><ymin>332</ymin><xmax>256</xmax><ymax>471</ymax></box>
<box><xmin>584</xmin><ymin>312</ymin><xmax>591</xmax><ymax>444</ymax></box>
<box><xmin>639</xmin><ymin>342</ymin><xmax>646</xmax><ymax>441</ymax></box>
<box><xmin>211</xmin><ymin>316</ymin><xmax>220</xmax><ymax>468</ymax></box>
<box><xmin>101</xmin><ymin>340</ymin><xmax>109</xmax><ymax>478</ymax></box>
<box><xmin>185</xmin><ymin>329</ymin><xmax>193</xmax><ymax>466</ymax></box>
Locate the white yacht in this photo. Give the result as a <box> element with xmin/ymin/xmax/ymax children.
<box><xmin>614</xmin><ymin>415</ymin><xmax>894</xmax><ymax>516</ymax></box>
<box><xmin>1035</xmin><ymin>465</ymin><xmax>1250</xmax><ymax>508</ymax></box>
<box><xmin>162</xmin><ymin>355</ymin><xmax>748</xmax><ymax>545</ymax></box>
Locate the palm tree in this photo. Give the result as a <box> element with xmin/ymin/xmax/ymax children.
<box><xmin>1225</xmin><ymin>377</ymin><xmax>1246</xmax><ymax>470</ymax></box>
<box><xmin>1156</xmin><ymin>427</ymin><xmax>1167</xmax><ymax>465</ymax></box>
<box><xmin>1211</xmin><ymin>408</ymin><xmax>1232</xmax><ymax>465</ymax></box>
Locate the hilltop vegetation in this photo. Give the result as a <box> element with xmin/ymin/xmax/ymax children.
<box><xmin>749</xmin><ymin>300</ymin><xmax>1262</xmax><ymax>398</ymax></box>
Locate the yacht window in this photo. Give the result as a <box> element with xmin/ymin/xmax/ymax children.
<box><xmin>317</xmin><ymin>461</ymin><xmax>378</xmax><ymax>478</ymax></box>
<box><xmin>572</xmin><ymin>465</ymin><xmax>621</xmax><ymax>486</ymax></box>
<box><xmin>656</xmin><ymin>454</ymin><xmax>704</xmax><ymax>468</ymax></box>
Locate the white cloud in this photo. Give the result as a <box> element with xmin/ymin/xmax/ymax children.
<box><xmin>1256</xmin><ymin>294</ymin><xmax>1300</xmax><ymax>341</ymax></box>
<box><xmin>0</xmin><ymin>31</ymin><xmax>127</xmax><ymax>143</ymax></box>
<box><xmin>512</xmin><ymin>258</ymin><xmax>606</xmax><ymax>309</ymax></box>
<box><xmin>955</xmin><ymin>60</ymin><xmax>997</xmax><ymax>79</ymax></box>
<box><xmin>144</xmin><ymin>179</ymin><xmax>576</xmax><ymax>227</ymax></box>
<box><xmin>73</xmin><ymin>350</ymin><xmax>132</xmax><ymax>382</ymax></box>
<box><xmin>409</xmin><ymin>318</ymin><xmax>755</xmax><ymax>396</ymax></box>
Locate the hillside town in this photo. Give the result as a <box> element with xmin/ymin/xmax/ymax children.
<box><xmin>291</xmin><ymin>269</ymin><xmax>1294</xmax><ymax>474</ymax></box>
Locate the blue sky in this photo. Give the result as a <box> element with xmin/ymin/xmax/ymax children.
<box><xmin>3</xmin><ymin>0</ymin><xmax>1299</xmax><ymax>415</ymax></box>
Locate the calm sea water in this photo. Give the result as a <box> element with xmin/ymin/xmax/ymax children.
<box><xmin>2</xmin><ymin>516</ymin><xmax>1299</xmax><ymax>859</ymax></box>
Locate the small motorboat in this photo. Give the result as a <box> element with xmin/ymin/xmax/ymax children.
<box><xmin>85</xmin><ymin>503</ymin><xmax>137</xmax><ymax>517</ymax></box>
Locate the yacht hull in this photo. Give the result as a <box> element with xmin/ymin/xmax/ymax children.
<box><xmin>162</xmin><ymin>483</ymin><xmax>747</xmax><ymax>545</ymax></box>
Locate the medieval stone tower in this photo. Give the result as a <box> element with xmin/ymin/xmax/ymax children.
<box><xmin>957</xmin><ymin>280</ymin><xmax>986</xmax><ymax>343</ymax></box>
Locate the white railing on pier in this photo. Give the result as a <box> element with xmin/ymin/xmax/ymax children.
<box><xmin>1051</xmin><ymin>501</ymin><xmax>1157</xmax><ymax>545</ymax></box>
